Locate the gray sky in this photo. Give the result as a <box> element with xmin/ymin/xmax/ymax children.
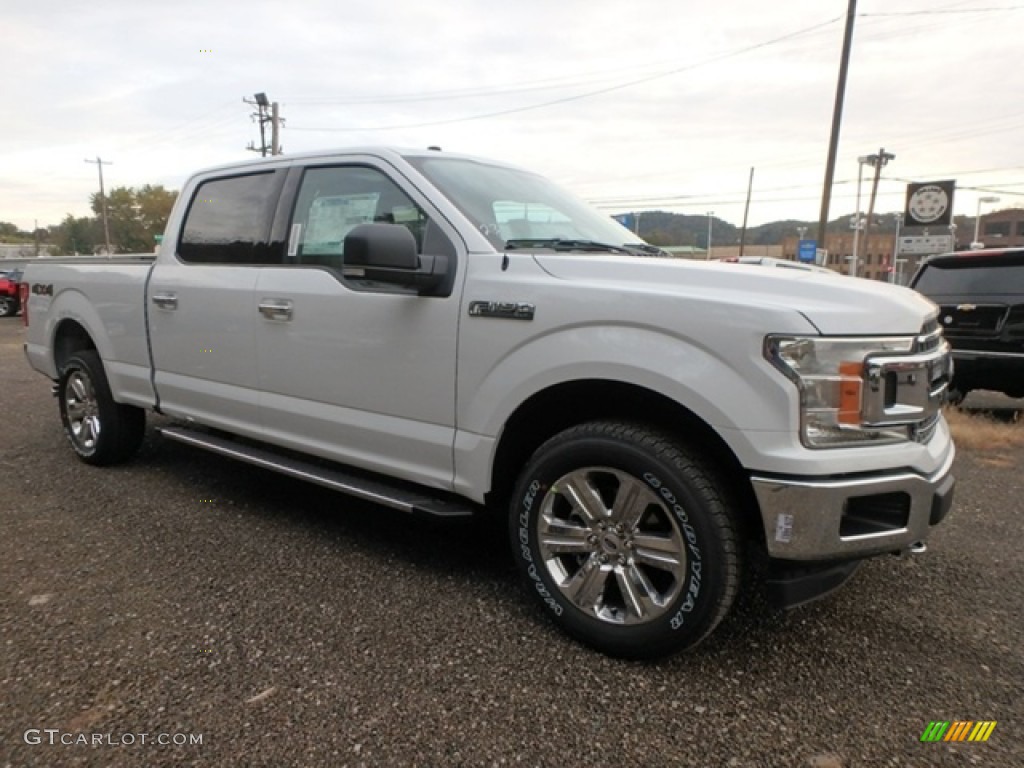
<box><xmin>3</xmin><ymin>0</ymin><xmax>1022</xmax><ymax>233</ymax></box>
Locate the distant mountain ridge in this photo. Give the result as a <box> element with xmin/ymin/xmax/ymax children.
<box><xmin>623</xmin><ymin>210</ymin><xmax>976</xmax><ymax>247</ymax></box>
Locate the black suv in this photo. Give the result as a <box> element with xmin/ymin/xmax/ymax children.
<box><xmin>910</xmin><ymin>248</ymin><xmax>1024</xmax><ymax>402</ymax></box>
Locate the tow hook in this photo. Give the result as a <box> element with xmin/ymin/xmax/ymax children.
<box><xmin>894</xmin><ymin>541</ymin><xmax>927</xmax><ymax>558</ymax></box>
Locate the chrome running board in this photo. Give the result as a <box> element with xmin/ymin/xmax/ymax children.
<box><xmin>158</xmin><ymin>425</ymin><xmax>475</xmax><ymax>519</ymax></box>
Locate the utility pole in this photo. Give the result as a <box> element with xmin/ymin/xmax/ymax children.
<box><xmin>244</xmin><ymin>93</ymin><xmax>284</xmax><ymax>156</ymax></box>
<box><xmin>738</xmin><ymin>167</ymin><xmax>754</xmax><ymax>258</ymax></box>
<box><xmin>859</xmin><ymin>148</ymin><xmax>894</xmax><ymax>272</ymax></box>
<box><xmin>705</xmin><ymin>211</ymin><xmax>714</xmax><ymax>260</ymax></box>
<box><xmin>816</xmin><ymin>0</ymin><xmax>858</xmax><ymax>246</ymax></box>
<box><xmin>271</xmin><ymin>101</ymin><xmax>283</xmax><ymax>155</ymax></box>
<box><xmin>84</xmin><ymin>156</ymin><xmax>113</xmax><ymax>254</ymax></box>
<box><xmin>34</xmin><ymin>219</ymin><xmax>40</xmax><ymax>258</ymax></box>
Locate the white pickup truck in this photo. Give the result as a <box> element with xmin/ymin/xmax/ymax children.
<box><xmin>22</xmin><ymin>148</ymin><xmax>955</xmax><ymax>658</ymax></box>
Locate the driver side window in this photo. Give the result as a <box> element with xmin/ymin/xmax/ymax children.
<box><xmin>288</xmin><ymin>165</ymin><xmax>443</xmax><ymax>272</ymax></box>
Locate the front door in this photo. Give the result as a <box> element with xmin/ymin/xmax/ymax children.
<box><xmin>254</xmin><ymin>161</ymin><xmax>462</xmax><ymax>491</ymax></box>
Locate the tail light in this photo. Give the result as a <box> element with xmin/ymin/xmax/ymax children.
<box><xmin>19</xmin><ymin>282</ymin><xmax>29</xmax><ymax>326</ymax></box>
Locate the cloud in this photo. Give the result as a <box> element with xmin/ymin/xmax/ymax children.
<box><xmin>2</xmin><ymin>0</ymin><xmax>1022</xmax><ymax>231</ymax></box>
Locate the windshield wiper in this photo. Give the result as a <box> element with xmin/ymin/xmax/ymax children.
<box><xmin>621</xmin><ymin>243</ymin><xmax>671</xmax><ymax>257</ymax></box>
<box><xmin>504</xmin><ymin>238</ymin><xmax>634</xmax><ymax>255</ymax></box>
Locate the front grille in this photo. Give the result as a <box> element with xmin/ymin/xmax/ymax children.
<box><xmin>915</xmin><ymin>317</ymin><xmax>943</xmax><ymax>353</ymax></box>
<box><xmin>937</xmin><ymin>304</ymin><xmax>1008</xmax><ymax>336</ymax></box>
<box><xmin>913</xmin><ymin>412</ymin><xmax>941</xmax><ymax>444</ymax></box>
<box><xmin>863</xmin><ymin>321</ymin><xmax>951</xmax><ymax>443</ymax></box>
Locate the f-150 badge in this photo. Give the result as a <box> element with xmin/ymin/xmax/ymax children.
<box><xmin>468</xmin><ymin>301</ymin><xmax>535</xmax><ymax>320</ymax></box>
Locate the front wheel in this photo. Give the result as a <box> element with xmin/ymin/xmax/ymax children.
<box><xmin>0</xmin><ymin>297</ymin><xmax>15</xmax><ymax>317</ymax></box>
<box><xmin>58</xmin><ymin>350</ymin><xmax>145</xmax><ymax>465</ymax></box>
<box><xmin>510</xmin><ymin>421</ymin><xmax>740</xmax><ymax>659</ymax></box>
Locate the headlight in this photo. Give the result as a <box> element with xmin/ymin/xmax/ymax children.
<box><xmin>765</xmin><ymin>335</ymin><xmax>916</xmax><ymax>448</ymax></box>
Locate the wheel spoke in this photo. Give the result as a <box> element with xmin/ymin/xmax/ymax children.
<box><xmin>81</xmin><ymin>416</ymin><xmax>98</xmax><ymax>446</ymax></box>
<box><xmin>632</xmin><ymin>533</ymin><xmax>684</xmax><ymax>572</ymax></box>
<box><xmin>610</xmin><ymin>475</ymin><xmax>650</xmax><ymax>528</ymax></box>
<box><xmin>539</xmin><ymin>517</ymin><xmax>593</xmax><ymax>555</ymax></box>
<box><xmin>616</xmin><ymin>563</ymin><xmax>661</xmax><ymax>620</ymax></box>
<box><xmin>559</xmin><ymin>472</ymin><xmax>607</xmax><ymax>524</ymax></box>
<box><xmin>563</xmin><ymin>559</ymin><xmax>610</xmax><ymax>610</ymax></box>
<box><xmin>65</xmin><ymin>400</ymin><xmax>87</xmax><ymax>420</ymax></box>
<box><xmin>70</xmin><ymin>376</ymin><xmax>89</xmax><ymax>402</ymax></box>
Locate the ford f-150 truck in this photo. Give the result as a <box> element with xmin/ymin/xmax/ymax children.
<box><xmin>22</xmin><ymin>148</ymin><xmax>956</xmax><ymax>658</ymax></box>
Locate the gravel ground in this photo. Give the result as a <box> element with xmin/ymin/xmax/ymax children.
<box><xmin>1</xmin><ymin>317</ymin><xmax>1021</xmax><ymax>767</ymax></box>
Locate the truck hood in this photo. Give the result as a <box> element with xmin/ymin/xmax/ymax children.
<box><xmin>532</xmin><ymin>254</ymin><xmax>937</xmax><ymax>336</ymax></box>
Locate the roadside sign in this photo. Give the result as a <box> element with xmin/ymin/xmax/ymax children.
<box><xmin>897</xmin><ymin>234</ymin><xmax>954</xmax><ymax>255</ymax></box>
<box><xmin>613</xmin><ymin>213</ymin><xmax>635</xmax><ymax>231</ymax></box>
<box><xmin>798</xmin><ymin>239</ymin><xmax>817</xmax><ymax>263</ymax></box>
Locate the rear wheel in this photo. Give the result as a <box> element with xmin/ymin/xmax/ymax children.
<box><xmin>510</xmin><ymin>421</ymin><xmax>740</xmax><ymax>659</ymax></box>
<box><xmin>58</xmin><ymin>351</ymin><xmax>145</xmax><ymax>465</ymax></box>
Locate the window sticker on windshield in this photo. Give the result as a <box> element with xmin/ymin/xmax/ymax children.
<box><xmin>304</xmin><ymin>194</ymin><xmax>379</xmax><ymax>254</ymax></box>
<box><xmin>391</xmin><ymin>205</ymin><xmax>420</xmax><ymax>224</ymax></box>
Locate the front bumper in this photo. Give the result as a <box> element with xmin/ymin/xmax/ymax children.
<box><xmin>751</xmin><ymin>444</ymin><xmax>955</xmax><ymax>561</ymax></box>
<box><xmin>950</xmin><ymin>348</ymin><xmax>1024</xmax><ymax>396</ymax></box>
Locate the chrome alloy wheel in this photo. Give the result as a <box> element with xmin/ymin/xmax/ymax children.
<box><xmin>536</xmin><ymin>467</ymin><xmax>687</xmax><ymax>625</ymax></box>
<box><xmin>64</xmin><ymin>370</ymin><xmax>101</xmax><ymax>452</ymax></box>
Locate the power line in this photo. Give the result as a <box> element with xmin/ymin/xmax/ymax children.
<box><xmin>288</xmin><ymin>16</ymin><xmax>843</xmax><ymax>133</ymax></box>
<box><xmin>860</xmin><ymin>6</ymin><xmax>1023</xmax><ymax>16</ymax></box>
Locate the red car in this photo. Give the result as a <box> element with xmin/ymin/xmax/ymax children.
<box><xmin>0</xmin><ymin>268</ymin><xmax>23</xmax><ymax>317</ymax></box>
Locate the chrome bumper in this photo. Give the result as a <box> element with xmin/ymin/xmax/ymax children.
<box><xmin>751</xmin><ymin>446</ymin><xmax>955</xmax><ymax>561</ymax></box>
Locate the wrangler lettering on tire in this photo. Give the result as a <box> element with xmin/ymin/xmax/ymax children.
<box><xmin>510</xmin><ymin>421</ymin><xmax>740</xmax><ymax>659</ymax></box>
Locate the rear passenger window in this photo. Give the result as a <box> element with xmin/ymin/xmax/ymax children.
<box><xmin>179</xmin><ymin>172</ymin><xmax>280</xmax><ymax>264</ymax></box>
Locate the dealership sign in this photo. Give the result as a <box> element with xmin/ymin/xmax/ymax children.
<box><xmin>904</xmin><ymin>180</ymin><xmax>956</xmax><ymax>227</ymax></box>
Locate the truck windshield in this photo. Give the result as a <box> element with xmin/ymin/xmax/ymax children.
<box><xmin>405</xmin><ymin>155</ymin><xmax>647</xmax><ymax>253</ymax></box>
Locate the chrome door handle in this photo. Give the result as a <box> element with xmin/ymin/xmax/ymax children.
<box><xmin>258</xmin><ymin>299</ymin><xmax>293</xmax><ymax>321</ymax></box>
<box><xmin>151</xmin><ymin>293</ymin><xmax>178</xmax><ymax>310</ymax></box>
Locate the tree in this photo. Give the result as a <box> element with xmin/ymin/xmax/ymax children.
<box><xmin>0</xmin><ymin>221</ymin><xmax>33</xmax><ymax>243</ymax></box>
<box><xmin>89</xmin><ymin>185</ymin><xmax>178</xmax><ymax>253</ymax></box>
<box><xmin>50</xmin><ymin>215</ymin><xmax>101</xmax><ymax>255</ymax></box>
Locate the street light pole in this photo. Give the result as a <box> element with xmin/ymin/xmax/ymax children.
<box><xmin>891</xmin><ymin>212</ymin><xmax>902</xmax><ymax>283</ymax></box>
<box><xmin>850</xmin><ymin>156</ymin><xmax>869</xmax><ymax>277</ymax></box>
<box><xmin>973</xmin><ymin>196</ymin><xmax>1000</xmax><ymax>245</ymax></box>
<box><xmin>705</xmin><ymin>211</ymin><xmax>714</xmax><ymax>260</ymax></box>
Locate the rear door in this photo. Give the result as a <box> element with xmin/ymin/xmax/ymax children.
<box><xmin>148</xmin><ymin>170</ymin><xmax>285</xmax><ymax>437</ymax></box>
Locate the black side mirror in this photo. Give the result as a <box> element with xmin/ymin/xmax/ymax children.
<box><xmin>343</xmin><ymin>222</ymin><xmax>449</xmax><ymax>294</ymax></box>
<box><xmin>344</xmin><ymin>223</ymin><xmax>419</xmax><ymax>270</ymax></box>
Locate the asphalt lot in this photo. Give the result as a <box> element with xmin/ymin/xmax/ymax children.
<box><xmin>1</xmin><ymin>316</ymin><xmax>1021</xmax><ymax>767</ymax></box>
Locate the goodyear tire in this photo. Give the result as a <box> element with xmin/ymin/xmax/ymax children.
<box><xmin>510</xmin><ymin>421</ymin><xmax>740</xmax><ymax>659</ymax></box>
<box><xmin>58</xmin><ymin>351</ymin><xmax>145</xmax><ymax>466</ymax></box>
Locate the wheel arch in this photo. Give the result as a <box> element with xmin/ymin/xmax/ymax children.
<box><xmin>486</xmin><ymin>379</ymin><xmax>763</xmax><ymax>545</ymax></box>
<box><xmin>53</xmin><ymin>319</ymin><xmax>98</xmax><ymax>373</ymax></box>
